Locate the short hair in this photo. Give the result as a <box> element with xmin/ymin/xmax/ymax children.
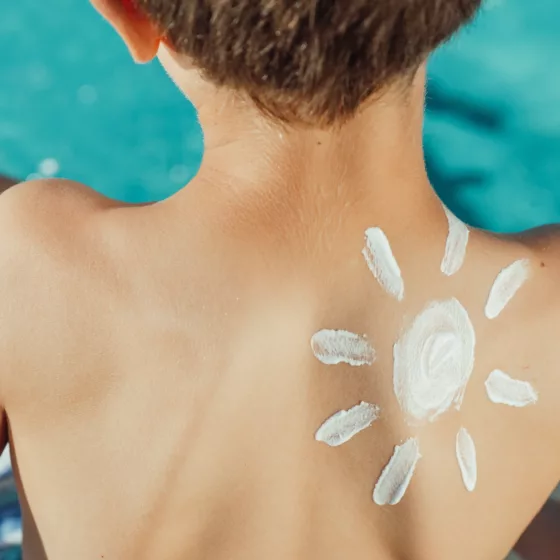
<box><xmin>134</xmin><ymin>0</ymin><xmax>482</xmax><ymax>126</ymax></box>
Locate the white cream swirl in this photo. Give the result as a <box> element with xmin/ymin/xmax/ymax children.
<box><xmin>393</xmin><ymin>298</ymin><xmax>476</xmax><ymax>423</ymax></box>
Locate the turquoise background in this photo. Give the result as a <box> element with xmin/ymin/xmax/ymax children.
<box><xmin>2</xmin><ymin>0</ymin><xmax>560</xmax><ymax>233</ymax></box>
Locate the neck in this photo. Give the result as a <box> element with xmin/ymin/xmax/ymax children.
<box><xmin>158</xmin><ymin>50</ymin><xmax>442</xmax><ymax>237</ymax></box>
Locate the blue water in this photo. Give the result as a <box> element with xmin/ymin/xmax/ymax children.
<box><xmin>1</xmin><ymin>0</ymin><xmax>560</xmax><ymax>555</ymax></box>
<box><xmin>426</xmin><ymin>0</ymin><xmax>560</xmax><ymax>232</ymax></box>
<box><xmin>1</xmin><ymin>0</ymin><xmax>202</xmax><ymax>204</ymax></box>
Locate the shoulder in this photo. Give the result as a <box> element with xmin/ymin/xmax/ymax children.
<box><xmin>497</xmin><ymin>227</ymin><xmax>560</xmax><ymax>442</ymax></box>
<box><xmin>0</xmin><ymin>177</ymin><xmax>99</xmax><ymax>263</ymax></box>
<box><xmin>0</xmin><ymin>178</ymin><xmax>116</xmax><ymax>288</ymax></box>
<box><xmin>0</xmin><ymin>179</ymin><xmax>118</xmax><ymax>399</ymax></box>
<box><xmin>0</xmin><ymin>177</ymin><xmax>115</xmax><ymax>230</ymax></box>
<box><xmin>0</xmin><ymin>177</ymin><xmax>126</xmax><ymax>263</ymax></box>
<box><xmin>0</xmin><ymin>176</ymin><xmax>114</xmax><ymax>289</ymax></box>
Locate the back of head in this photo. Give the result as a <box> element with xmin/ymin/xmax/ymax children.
<box><xmin>134</xmin><ymin>0</ymin><xmax>482</xmax><ymax>126</ymax></box>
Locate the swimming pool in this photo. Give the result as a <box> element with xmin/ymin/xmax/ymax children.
<box><xmin>1</xmin><ymin>0</ymin><xmax>202</xmax><ymax>204</ymax></box>
<box><xmin>426</xmin><ymin>0</ymin><xmax>560</xmax><ymax>233</ymax></box>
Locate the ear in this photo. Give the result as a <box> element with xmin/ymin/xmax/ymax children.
<box><xmin>91</xmin><ymin>0</ymin><xmax>160</xmax><ymax>63</ymax></box>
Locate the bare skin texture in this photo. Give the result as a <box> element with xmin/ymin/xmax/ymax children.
<box><xmin>0</xmin><ymin>3</ymin><xmax>559</xmax><ymax>559</ymax></box>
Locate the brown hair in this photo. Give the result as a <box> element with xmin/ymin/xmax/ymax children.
<box><xmin>134</xmin><ymin>0</ymin><xmax>482</xmax><ymax>126</ymax></box>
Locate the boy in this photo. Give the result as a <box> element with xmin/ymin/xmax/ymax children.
<box><xmin>1</xmin><ymin>1</ymin><xmax>559</xmax><ymax>559</ymax></box>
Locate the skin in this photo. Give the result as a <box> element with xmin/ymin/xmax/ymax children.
<box><xmin>0</xmin><ymin>2</ymin><xmax>559</xmax><ymax>559</ymax></box>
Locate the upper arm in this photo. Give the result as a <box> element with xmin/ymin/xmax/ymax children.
<box><xmin>0</xmin><ymin>183</ymin><xmax>34</xmax><ymax>447</ymax></box>
<box><xmin>0</xmin><ymin>179</ymin><xmax>82</xmax><ymax>433</ymax></box>
<box><xmin>0</xmin><ymin>178</ymin><xmax>107</xmax><ymax>410</ymax></box>
<box><xmin>0</xmin><ymin>410</ymin><xmax>7</xmax><ymax>457</ymax></box>
<box><xmin>0</xmin><ymin>179</ymin><xmax>18</xmax><ymax>454</ymax></box>
<box><xmin>0</xmin><ymin>185</ymin><xmax>24</xmax><ymax>457</ymax></box>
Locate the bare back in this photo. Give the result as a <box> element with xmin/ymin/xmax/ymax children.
<box><xmin>2</xmin><ymin>178</ymin><xmax>560</xmax><ymax>560</ymax></box>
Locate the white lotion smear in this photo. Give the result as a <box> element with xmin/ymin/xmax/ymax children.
<box><xmin>311</xmin><ymin>330</ymin><xmax>375</xmax><ymax>366</ymax></box>
<box><xmin>485</xmin><ymin>259</ymin><xmax>530</xmax><ymax>319</ymax></box>
<box><xmin>393</xmin><ymin>298</ymin><xmax>476</xmax><ymax>423</ymax></box>
<box><xmin>373</xmin><ymin>438</ymin><xmax>421</xmax><ymax>506</ymax></box>
<box><xmin>485</xmin><ymin>369</ymin><xmax>538</xmax><ymax>407</ymax></box>
<box><xmin>362</xmin><ymin>227</ymin><xmax>404</xmax><ymax>301</ymax></box>
<box><xmin>456</xmin><ymin>428</ymin><xmax>477</xmax><ymax>492</ymax></box>
<box><xmin>441</xmin><ymin>207</ymin><xmax>469</xmax><ymax>276</ymax></box>
<box><xmin>316</xmin><ymin>402</ymin><xmax>380</xmax><ymax>447</ymax></box>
